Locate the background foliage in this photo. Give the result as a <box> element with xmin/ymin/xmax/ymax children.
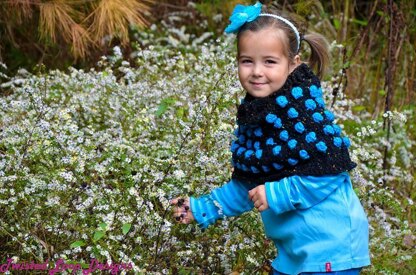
<box><xmin>0</xmin><ymin>0</ymin><xmax>415</xmax><ymax>274</ymax></box>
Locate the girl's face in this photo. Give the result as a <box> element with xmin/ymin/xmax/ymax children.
<box><xmin>238</xmin><ymin>28</ymin><xmax>300</xmax><ymax>98</ymax></box>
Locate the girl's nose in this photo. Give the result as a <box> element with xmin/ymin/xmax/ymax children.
<box><xmin>252</xmin><ymin>64</ymin><xmax>263</xmax><ymax>76</ymax></box>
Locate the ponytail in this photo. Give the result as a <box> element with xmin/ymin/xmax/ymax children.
<box><xmin>302</xmin><ymin>33</ymin><xmax>330</xmax><ymax>79</ymax></box>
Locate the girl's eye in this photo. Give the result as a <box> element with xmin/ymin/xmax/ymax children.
<box><xmin>266</xmin><ymin>60</ymin><xmax>277</xmax><ymax>64</ymax></box>
<box><xmin>240</xmin><ymin>59</ymin><xmax>252</xmax><ymax>64</ymax></box>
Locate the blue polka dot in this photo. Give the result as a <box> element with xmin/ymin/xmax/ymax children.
<box><xmin>324</xmin><ymin>110</ymin><xmax>335</xmax><ymax>121</ymax></box>
<box><xmin>306</xmin><ymin>132</ymin><xmax>317</xmax><ymax>143</ymax></box>
<box><xmin>262</xmin><ymin>165</ymin><xmax>271</xmax><ymax>172</ymax></box>
<box><xmin>266</xmin><ymin>113</ymin><xmax>277</xmax><ymax>123</ymax></box>
<box><xmin>272</xmin><ymin>163</ymin><xmax>284</xmax><ymax>170</ymax></box>
<box><xmin>276</xmin><ymin>96</ymin><xmax>288</xmax><ymax>107</ymax></box>
<box><xmin>309</xmin><ymin>85</ymin><xmax>323</xmax><ymax>98</ymax></box>
<box><xmin>251</xmin><ymin>166</ymin><xmax>260</xmax><ymax>173</ymax></box>
<box><xmin>333</xmin><ymin>124</ymin><xmax>342</xmax><ymax>135</ymax></box>
<box><xmin>343</xmin><ymin>137</ymin><xmax>351</xmax><ymax>148</ymax></box>
<box><xmin>254</xmin><ymin>141</ymin><xmax>261</xmax><ymax>150</ymax></box>
<box><xmin>316</xmin><ymin>141</ymin><xmax>327</xmax><ymax>152</ymax></box>
<box><xmin>288</xmin><ymin>139</ymin><xmax>297</xmax><ymax>149</ymax></box>
<box><xmin>244</xmin><ymin>150</ymin><xmax>254</xmax><ymax>158</ymax></box>
<box><xmin>241</xmin><ymin>164</ymin><xmax>249</xmax><ymax>171</ymax></box>
<box><xmin>273</xmin><ymin>118</ymin><xmax>283</xmax><ymax>128</ymax></box>
<box><xmin>231</xmin><ymin>141</ymin><xmax>239</xmax><ymax>152</ymax></box>
<box><xmin>279</xmin><ymin>130</ymin><xmax>289</xmax><ymax>141</ymax></box>
<box><xmin>305</xmin><ymin>99</ymin><xmax>317</xmax><ymax>111</ymax></box>
<box><xmin>299</xmin><ymin>150</ymin><xmax>310</xmax><ymax>159</ymax></box>
<box><xmin>237</xmin><ymin>147</ymin><xmax>246</xmax><ymax>156</ymax></box>
<box><xmin>288</xmin><ymin>108</ymin><xmax>299</xmax><ymax>119</ymax></box>
<box><xmin>233</xmin><ymin>128</ymin><xmax>239</xmax><ymax>136</ymax></box>
<box><xmin>254</xmin><ymin>128</ymin><xmax>263</xmax><ymax>137</ymax></box>
<box><xmin>246</xmin><ymin>128</ymin><xmax>253</xmax><ymax>137</ymax></box>
<box><xmin>312</xmin><ymin>112</ymin><xmax>324</xmax><ymax>123</ymax></box>
<box><xmin>295</xmin><ymin>122</ymin><xmax>305</xmax><ymax>133</ymax></box>
<box><xmin>238</xmin><ymin>135</ymin><xmax>246</xmax><ymax>143</ymax></box>
<box><xmin>255</xmin><ymin>149</ymin><xmax>263</xmax><ymax>159</ymax></box>
<box><xmin>291</xmin><ymin>86</ymin><xmax>303</xmax><ymax>99</ymax></box>
<box><xmin>288</xmin><ymin>158</ymin><xmax>298</xmax><ymax>166</ymax></box>
<box><xmin>272</xmin><ymin>145</ymin><xmax>282</xmax><ymax>156</ymax></box>
<box><xmin>236</xmin><ymin>163</ymin><xmax>241</xmax><ymax>169</ymax></box>
<box><xmin>266</xmin><ymin>138</ymin><xmax>275</xmax><ymax>145</ymax></box>
<box><xmin>333</xmin><ymin>137</ymin><xmax>342</xmax><ymax>148</ymax></box>
<box><xmin>323</xmin><ymin>125</ymin><xmax>335</xmax><ymax>135</ymax></box>
<box><xmin>315</xmin><ymin>97</ymin><xmax>325</xmax><ymax>107</ymax></box>
<box><xmin>246</xmin><ymin>139</ymin><xmax>253</xmax><ymax>149</ymax></box>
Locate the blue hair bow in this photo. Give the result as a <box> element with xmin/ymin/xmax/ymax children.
<box><xmin>224</xmin><ymin>1</ymin><xmax>262</xmax><ymax>34</ymax></box>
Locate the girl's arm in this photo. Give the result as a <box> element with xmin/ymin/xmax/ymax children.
<box><xmin>189</xmin><ymin>178</ymin><xmax>256</xmax><ymax>228</ymax></box>
<box><xmin>265</xmin><ymin>172</ymin><xmax>349</xmax><ymax>215</ymax></box>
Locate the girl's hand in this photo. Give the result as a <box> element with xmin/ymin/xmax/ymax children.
<box><xmin>170</xmin><ymin>197</ymin><xmax>195</xmax><ymax>224</ymax></box>
<box><xmin>248</xmin><ymin>185</ymin><xmax>269</xmax><ymax>212</ymax></box>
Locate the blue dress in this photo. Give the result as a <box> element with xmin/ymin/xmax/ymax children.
<box><xmin>190</xmin><ymin>172</ymin><xmax>370</xmax><ymax>274</ymax></box>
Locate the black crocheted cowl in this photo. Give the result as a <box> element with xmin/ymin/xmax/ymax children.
<box><xmin>231</xmin><ymin>63</ymin><xmax>356</xmax><ymax>185</ymax></box>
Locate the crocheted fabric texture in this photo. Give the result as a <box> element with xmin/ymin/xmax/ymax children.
<box><xmin>231</xmin><ymin>63</ymin><xmax>356</xmax><ymax>185</ymax></box>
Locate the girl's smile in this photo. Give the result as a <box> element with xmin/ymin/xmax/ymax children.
<box><xmin>238</xmin><ymin>27</ymin><xmax>300</xmax><ymax>98</ymax></box>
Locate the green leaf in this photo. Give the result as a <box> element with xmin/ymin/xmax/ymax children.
<box><xmin>156</xmin><ymin>97</ymin><xmax>177</xmax><ymax>117</ymax></box>
<box><xmin>333</xmin><ymin>18</ymin><xmax>341</xmax><ymax>30</ymax></box>
<box><xmin>352</xmin><ymin>18</ymin><xmax>368</xmax><ymax>26</ymax></box>
<box><xmin>93</xmin><ymin>230</ymin><xmax>105</xmax><ymax>241</ymax></box>
<box><xmin>122</xmin><ymin>223</ymin><xmax>132</xmax><ymax>235</ymax></box>
<box><xmin>352</xmin><ymin>105</ymin><xmax>366</xmax><ymax>112</ymax></box>
<box><xmin>378</xmin><ymin>89</ymin><xmax>386</xmax><ymax>96</ymax></box>
<box><xmin>70</xmin><ymin>240</ymin><xmax>85</xmax><ymax>248</ymax></box>
<box><xmin>98</xmin><ymin>222</ymin><xmax>107</xmax><ymax>230</ymax></box>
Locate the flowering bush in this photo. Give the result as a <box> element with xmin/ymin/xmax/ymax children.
<box><xmin>1</xmin><ymin>23</ymin><xmax>415</xmax><ymax>274</ymax></box>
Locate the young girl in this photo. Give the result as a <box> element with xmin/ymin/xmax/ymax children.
<box><xmin>171</xmin><ymin>2</ymin><xmax>370</xmax><ymax>274</ymax></box>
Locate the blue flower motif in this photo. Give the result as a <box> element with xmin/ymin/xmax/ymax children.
<box><xmin>294</xmin><ymin>122</ymin><xmax>305</xmax><ymax>133</ymax></box>
<box><xmin>312</xmin><ymin>112</ymin><xmax>324</xmax><ymax>123</ymax></box>
<box><xmin>251</xmin><ymin>166</ymin><xmax>260</xmax><ymax>173</ymax></box>
<box><xmin>238</xmin><ymin>134</ymin><xmax>246</xmax><ymax>143</ymax></box>
<box><xmin>315</xmin><ymin>97</ymin><xmax>325</xmax><ymax>107</ymax></box>
<box><xmin>237</xmin><ymin>147</ymin><xmax>246</xmax><ymax>156</ymax></box>
<box><xmin>231</xmin><ymin>141</ymin><xmax>239</xmax><ymax>152</ymax></box>
<box><xmin>272</xmin><ymin>145</ymin><xmax>282</xmax><ymax>156</ymax></box>
<box><xmin>276</xmin><ymin>96</ymin><xmax>288</xmax><ymax>107</ymax></box>
<box><xmin>291</xmin><ymin>87</ymin><xmax>303</xmax><ymax>99</ymax></box>
<box><xmin>299</xmin><ymin>150</ymin><xmax>310</xmax><ymax>159</ymax></box>
<box><xmin>266</xmin><ymin>138</ymin><xmax>275</xmax><ymax>145</ymax></box>
<box><xmin>262</xmin><ymin>165</ymin><xmax>271</xmax><ymax>172</ymax></box>
<box><xmin>288</xmin><ymin>107</ymin><xmax>299</xmax><ymax>119</ymax></box>
<box><xmin>309</xmin><ymin>85</ymin><xmax>323</xmax><ymax>98</ymax></box>
<box><xmin>279</xmin><ymin>130</ymin><xmax>289</xmax><ymax>141</ymax></box>
<box><xmin>273</xmin><ymin>118</ymin><xmax>283</xmax><ymax>128</ymax></box>
<box><xmin>333</xmin><ymin>124</ymin><xmax>342</xmax><ymax>135</ymax></box>
<box><xmin>323</xmin><ymin>125</ymin><xmax>335</xmax><ymax>135</ymax></box>
<box><xmin>305</xmin><ymin>132</ymin><xmax>317</xmax><ymax>143</ymax></box>
<box><xmin>343</xmin><ymin>137</ymin><xmax>351</xmax><ymax>148</ymax></box>
<box><xmin>246</xmin><ymin>139</ymin><xmax>253</xmax><ymax>149</ymax></box>
<box><xmin>244</xmin><ymin>150</ymin><xmax>254</xmax><ymax>158</ymax></box>
<box><xmin>316</xmin><ymin>141</ymin><xmax>327</xmax><ymax>152</ymax></box>
<box><xmin>288</xmin><ymin>139</ymin><xmax>297</xmax><ymax>150</ymax></box>
<box><xmin>272</xmin><ymin>163</ymin><xmax>284</xmax><ymax>170</ymax></box>
<box><xmin>305</xmin><ymin>99</ymin><xmax>317</xmax><ymax>111</ymax></box>
<box><xmin>324</xmin><ymin>110</ymin><xmax>335</xmax><ymax>121</ymax></box>
<box><xmin>266</xmin><ymin>113</ymin><xmax>277</xmax><ymax>123</ymax></box>
<box><xmin>225</xmin><ymin>2</ymin><xmax>262</xmax><ymax>34</ymax></box>
<box><xmin>333</xmin><ymin>137</ymin><xmax>342</xmax><ymax>148</ymax></box>
<box><xmin>254</xmin><ymin>128</ymin><xmax>263</xmax><ymax>137</ymax></box>
<box><xmin>255</xmin><ymin>149</ymin><xmax>263</xmax><ymax>159</ymax></box>
<box><xmin>254</xmin><ymin>141</ymin><xmax>261</xmax><ymax>150</ymax></box>
<box><xmin>288</xmin><ymin>158</ymin><xmax>298</xmax><ymax>166</ymax></box>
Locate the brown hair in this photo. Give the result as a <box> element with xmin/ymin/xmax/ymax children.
<box><xmin>236</xmin><ymin>8</ymin><xmax>330</xmax><ymax>79</ymax></box>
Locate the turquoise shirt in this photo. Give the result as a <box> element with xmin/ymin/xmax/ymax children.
<box><xmin>190</xmin><ymin>172</ymin><xmax>370</xmax><ymax>274</ymax></box>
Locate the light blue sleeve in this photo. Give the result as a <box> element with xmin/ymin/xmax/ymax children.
<box><xmin>265</xmin><ymin>172</ymin><xmax>349</xmax><ymax>215</ymax></box>
<box><xmin>190</xmin><ymin>178</ymin><xmax>255</xmax><ymax>228</ymax></box>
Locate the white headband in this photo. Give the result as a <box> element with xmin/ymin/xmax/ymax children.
<box><xmin>259</xmin><ymin>13</ymin><xmax>301</xmax><ymax>52</ymax></box>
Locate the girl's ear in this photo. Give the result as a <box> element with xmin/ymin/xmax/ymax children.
<box><xmin>289</xmin><ymin>54</ymin><xmax>301</xmax><ymax>73</ymax></box>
